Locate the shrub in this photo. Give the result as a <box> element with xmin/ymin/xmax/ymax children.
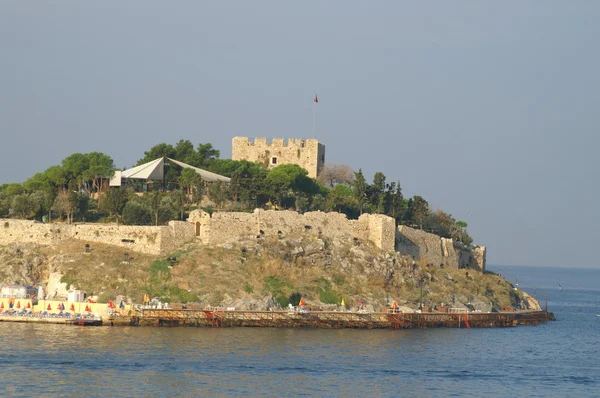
<box><xmin>122</xmin><ymin>202</ymin><xmax>152</xmax><ymax>225</ymax></box>
<box><xmin>289</xmin><ymin>292</ymin><xmax>302</xmax><ymax>306</ymax></box>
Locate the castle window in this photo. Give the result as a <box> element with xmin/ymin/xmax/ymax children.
<box><xmin>271</xmin><ymin>157</ymin><xmax>278</xmax><ymax>165</ymax></box>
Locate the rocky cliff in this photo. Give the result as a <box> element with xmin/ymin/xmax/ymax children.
<box><xmin>0</xmin><ymin>230</ymin><xmax>536</xmax><ymax>313</ymax></box>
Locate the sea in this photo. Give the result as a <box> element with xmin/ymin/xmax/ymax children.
<box><xmin>0</xmin><ymin>265</ymin><xmax>598</xmax><ymax>397</ymax></box>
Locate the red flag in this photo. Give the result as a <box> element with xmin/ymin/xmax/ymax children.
<box><xmin>314</xmin><ymin>94</ymin><xmax>318</xmax><ymax>103</ymax></box>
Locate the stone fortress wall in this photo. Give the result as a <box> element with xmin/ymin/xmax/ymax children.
<box><xmin>231</xmin><ymin>137</ymin><xmax>325</xmax><ymax>178</ymax></box>
<box><xmin>0</xmin><ymin>219</ymin><xmax>195</xmax><ymax>255</ymax></box>
<box><xmin>396</xmin><ymin>226</ymin><xmax>486</xmax><ymax>271</ymax></box>
<box><xmin>0</xmin><ymin>211</ymin><xmax>485</xmax><ymax>271</ymax></box>
<box><xmin>187</xmin><ymin>209</ymin><xmax>396</xmax><ymax>252</ymax></box>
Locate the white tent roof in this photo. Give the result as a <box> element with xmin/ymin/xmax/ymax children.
<box><xmin>109</xmin><ymin>158</ymin><xmax>164</xmax><ymax>186</ymax></box>
<box><xmin>109</xmin><ymin>157</ymin><xmax>230</xmax><ymax>186</ymax></box>
<box><xmin>167</xmin><ymin>158</ymin><xmax>231</xmax><ymax>183</ymax></box>
<box><xmin>122</xmin><ymin>157</ymin><xmax>165</xmax><ymax>180</ymax></box>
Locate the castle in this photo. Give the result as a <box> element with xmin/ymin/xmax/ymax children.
<box><xmin>232</xmin><ymin>137</ymin><xmax>326</xmax><ymax>179</ymax></box>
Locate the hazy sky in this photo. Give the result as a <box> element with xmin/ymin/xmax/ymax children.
<box><xmin>1</xmin><ymin>2</ymin><xmax>598</xmax><ymax>268</ymax></box>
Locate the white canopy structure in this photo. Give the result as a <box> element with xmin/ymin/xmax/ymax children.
<box><xmin>167</xmin><ymin>158</ymin><xmax>231</xmax><ymax>183</ymax></box>
<box><xmin>109</xmin><ymin>157</ymin><xmax>230</xmax><ymax>187</ymax></box>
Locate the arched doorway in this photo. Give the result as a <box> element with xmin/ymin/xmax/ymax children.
<box><xmin>195</xmin><ymin>222</ymin><xmax>201</xmax><ymax>237</ymax></box>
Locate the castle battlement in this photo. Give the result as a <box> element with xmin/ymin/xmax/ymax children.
<box><xmin>232</xmin><ymin>136</ymin><xmax>325</xmax><ymax>178</ymax></box>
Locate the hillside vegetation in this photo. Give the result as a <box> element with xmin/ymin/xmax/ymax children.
<box><xmin>0</xmin><ymin>234</ymin><xmax>539</xmax><ymax>313</ymax></box>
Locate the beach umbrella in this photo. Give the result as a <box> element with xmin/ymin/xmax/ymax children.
<box><xmin>26</xmin><ymin>302</ymin><xmax>31</xmax><ymax>309</ymax></box>
<box><xmin>119</xmin><ymin>300</ymin><xmax>124</xmax><ymax>309</ymax></box>
<box><xmin>47</xmin><ymin>304</ymin><xmax>52</xmax><ymax>311</ymax></box>
<box><xmin>70</xmin><ymin>304</ymin><xmax>75</xmax><ymax>312</ymax></box>
<box><xmin>299</xmin><ymin>298</ymin><xmax>305</xmax><ymax>307</ymax></box>
<box><xmin>108</xmin><ymin>300</ymin><xmax>114</xmax><ymax>309</ymax></box>
<box><xmin>340</xmin><ymin>298</ymin><xmax>345</xmax><ymax>307</ymax></box>
<box><xmin>9</xmin><ymin>302</ymin><xmax>13</xmax><ymax>309</ymax></box>
<box><xmin>1</xmin><ymin>302</ymin><xmax>4</xmax><ymax>309</ymax></box>
<box><xmin>16</xmin><ymin>301</ymin><xmax>20</xmax><ymax>309</ymax></box>
<box><xmin>61</xmin><ymin>303</ymin><xmax>65</xmax><ymax>310</ymax></box>
<box><xmin>85</xmin><ymin>305</ymin><xmax>90</xmax><ymax>312</ymax></box>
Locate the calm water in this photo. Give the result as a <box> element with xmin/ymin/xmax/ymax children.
<box><xmin>0</xmin><ymin>266</ymin><xmax>598</xmax><ymax>397</ymax></box>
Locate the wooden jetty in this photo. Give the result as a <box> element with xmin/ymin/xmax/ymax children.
<box><xmin>123</xmin><ymin>309</ymin><xmax>555</xmax><ymax>329</ymax></box>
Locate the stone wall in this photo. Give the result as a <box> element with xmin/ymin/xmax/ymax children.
<box><xmin>0</xmin><ymin>219</ymin><xmax>195</xmax><ymax>255</ymax></box>
<box><xmin>231</xmin><ymin>137</ymin><xmax>325</xmax><ymax>178</ymax></box>
<box><xmin>188</xmin><ymin>209</ymin><xmax>396</xmax><ymax>251</ymax></box>
<box><xmin>396</xmin><ymin>226</ymin><xmax>486</xmax><ymax>271</ymax></box>
<box><xmin>1</xmin><ymin>214</ymin><xmax>485</xmax><ymax>270</ymax></box>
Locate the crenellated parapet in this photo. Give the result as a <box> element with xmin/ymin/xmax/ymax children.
<box><xmin>232</xmin><ymin>136</ymin><xmax>325</xmax><ymax>178</ymax></box>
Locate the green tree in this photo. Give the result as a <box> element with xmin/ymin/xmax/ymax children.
<box><xmin>52</xmin><ymin>191</ymin><xmax>79</xmax><ymax>223</ymax></box>
<box><xmin>150</xmin><ymin>190</ymin><xmax>162</xmax><ymax>226</ymax></box>
<box><xmin>81</xmin><ymin>152</ymin><xmax>114</xmax><ymax>207</ymax></box>
<box><xmin>351</xmin><ymin>169</ymin><xmax>368</xmax><ymax>215</ymax></box>
<box><xmin>76</xmin><ymin>194</ymin><xmax>90</xmax><ymax>221</ymax></box>
<box><xmin>174</xmin><ymin>139</ymin><xmax>196</xmax><ymax>163</ymax></box>
<box><xmin>329</xmin><ymin>184</ymin><xmax>360</xmax><ymax>218</ymax></box>
<box><xmin>406</xmin><ymin>195</ymin><xmax>429</xmax><ymax>229</ymax></box>
<box><xmin>385</xmin><ymin>181</ymin><xmax>405</xmax><ymax>221</ymax></box>
<box><xmin>188</xmin><ymin>143</ymin><xmax>220</xmax><ymax>168</ymax></box>
<box><xmin>11</xmin><ymin>194</ymin><xmax>36</xmax><ymax>219</ymax></box>
<box><xmin>371</xmin><ymin>172</ymin><xmax>386</xmax><ymax>214</ymax></box>
<box><xmin>178</xmin><ymin>168</ymin><xmax>202</xmax><ymax>196</ymax></box>
<box><xmin>172</xmin><ymin>189</ymin><xmax>186</xmax><ymax>220</ymax></box>
<box><xmin>61</xmin><ymin>153</ymin><xmax>89</xmax><ymax>192</ymax></box>
<box><xmin>102</xmin><ymin>188</ymin><xmax>129</xmax><ymax>219</ymax></box>
<box><xmin>265</xmin><ymin>164</ymin><xmax>319</xmax><ymax>208</ymax></box>
<box><xmin>136</xmin><ymin>143</ymin><xmax>176</xmax><ymax>165</ymax></box>
<box><xmin>208</xmin><ymin>181</ymin><xmax>228</xmax><ymax>209</ymax></box>
<box><xmin>158</xmin><ymin>194</ymin><xmax>179</xmax><ymax>224</ymax></box>
<box><xmin>122</xmin><ymin>202</ymin><xmax>152</xmax><ymax>225</ymax></box>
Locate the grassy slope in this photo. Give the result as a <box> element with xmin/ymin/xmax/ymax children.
<box><xmin>0</xmin><ymin>234</ymin><xmax>530</xmax><ymax>312</ymax></box>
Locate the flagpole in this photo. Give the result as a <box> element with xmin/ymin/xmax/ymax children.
<box><xmin>312</xmin><ymin>94</ymin><xmax>318</xmax><ymax>138</ymax></box>
<box><xmin>313</xmin><ymin>105</ymin><xmax>316</xmax><ymax>138</ymax></box>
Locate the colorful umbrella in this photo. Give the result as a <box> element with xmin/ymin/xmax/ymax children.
<box><xmin>47</xmin><ymin>304</ymin><xmax>52</xmax><ymax>310</ymax></box>
<box><xmin>9</xmin><ymin>302</ymin><xmax>13</xmax><ymax>309</ymax></box>
<box><xmin>16</xmin><ymin>301</ymin><xmax>20</xmax><ymax>309</ymax></box>
<box><xmin>70</xmin><ymin>304</ymin><xmax>75</xmax><ymax>312</ymax></box>
<box><xmin>119</xmin><ymin>300</ymin><xmax>124</xmax><ymax>309</ymax></box>
<box><xmin>85</xmin><ymin>305</ymin><xmax>90</xmax><ymax>312</ymax></box>
<box><xmin>26</xmin><ymin>302</ymin><xmax>31</xmax><ymax>309</ymax></box>
<box><xmin>108</xmin><ymin>300</ymin><xmax>114</xmax><ymax>308</ymax></box>
<box><xmin>1</xmin><ymin>302</ymin><xmax>4</xmax><ymax>309</ymax></box>
<box><xmin>61</xmin><ymin>303</ymin><xmax>65</xmax><ymax>310</ymax></box>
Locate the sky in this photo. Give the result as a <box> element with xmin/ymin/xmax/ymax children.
<box><xmin>1</xmin><ymin>2</ymin><xmax>598</xmax><ymax>268</ymax></box>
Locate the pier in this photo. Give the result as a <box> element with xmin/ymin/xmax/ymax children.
<box><xmin>123</xmin><ymin>308</ymin><xmax>554</xmax><ymax>329</ymax></box>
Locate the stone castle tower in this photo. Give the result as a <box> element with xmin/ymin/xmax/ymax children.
<box><xmin>232</xmin><ymin>137</ymin><xmax>325</xmax><ymax>178</ymax></box>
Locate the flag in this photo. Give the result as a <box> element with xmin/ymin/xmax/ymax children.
<box><xmin>314</xmin><ymin>94</ymin><xmax>318</xmax><ymax>103</ymax></box>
